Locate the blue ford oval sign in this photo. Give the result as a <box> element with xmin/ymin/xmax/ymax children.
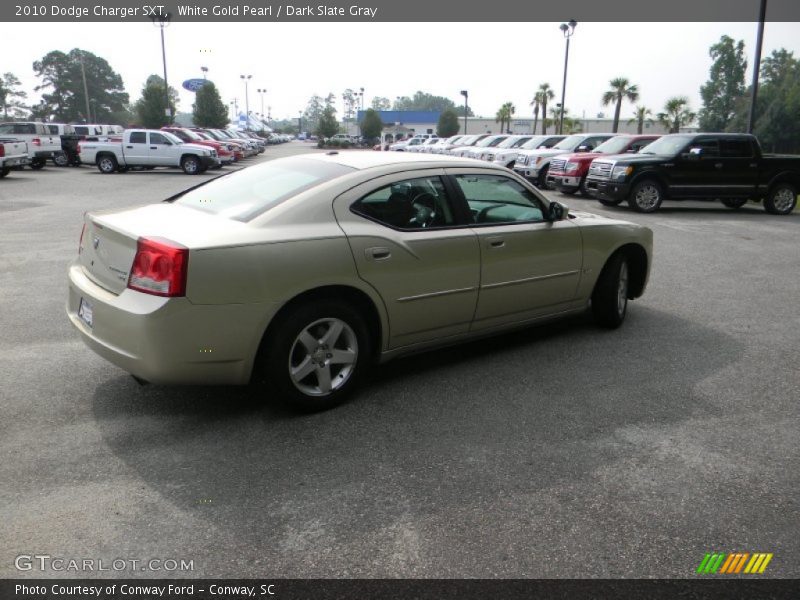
<box><xmin>182</xmin><ymin>78</ymin><xmax>208</xmax><ymax>92</ymax></box>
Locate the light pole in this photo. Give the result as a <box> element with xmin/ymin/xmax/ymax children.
<box><xmin>460</xmin><ymin>90</ymin><xmax>469</xmax><ymax>134</ymax></box>
<box><xmin>256</xmin><ymin>88</ymin><xmax>267</xmax><ymax>118</ymax></box>
<box><xmin>230</xmin><ymin>99</ymin><xmax>238</xmax><ymax>121</ymax></box>
<box><xmin>240</xmin><ymin>74</ymin><xmax>252</xmax><ymax>128</ymax></box>
<box><xmin>151</xmin><ymin>12</ymin><xmax>172</xmax><ymax>122</ymax></box>
<box><xmin>201</xmin><ymin>66</ymin><xmax>208</xmax><ymax>79</ymax></box>
<box><xmin>360</xmin><ymin>87</ymin><xmax>365</xmax><ymax>111</ymax></box>
<box><xmin>298</xmin><ymin>110</ymin><xmax>303</xmax><ymax>135</ymax></box>
<box><xmin>558</xmin><ymin>19</ymin><xmax>577</xmax><ymax>135</ymax></box>
<box><xmin>747</xmin><ymin>0</ymin><xmax>767</xmax><ymax>133</ymax></box>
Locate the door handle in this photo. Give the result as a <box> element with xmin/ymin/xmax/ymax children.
<box><xmin>365</xmin><ymin>247</ymin><xmax>391</xmax><ymax>260</ymax></box>
<box><xmin>487</xmin><ymin>237</ymin><xmax>505</xmax><ymax>248</ymax></box>
<box><xmin>714</xmin><ymin>163</ymin><xmax>723</xmax><ymax>169</ymax></box>
<box><xmin>150</xmin><ymin>146</ymin><xmax>157</xmax><ymax>150</ymax></box>
<box><xmin>126</xmin><ymin>145</ymin><xmax>133</xmax><ymax>148</ymax></box>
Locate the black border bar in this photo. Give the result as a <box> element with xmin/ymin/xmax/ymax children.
<box><xmin>3</xmin><ymin>579</ymin><xmax>800</xmax><ymax>600</ymax></box>
<box><xmin>4</xmin><ymin>0</ymin><xmax>800</xmax><ymax>22</ymax></box>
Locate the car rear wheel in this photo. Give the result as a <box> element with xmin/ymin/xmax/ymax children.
<box><xmin>592</xmin><ymin>253</ymin><xmax>629</xmax><ymax>329</ymax></box>
<box><xmin>628</xmin><ymin>179</ymin><xmax>663</xmax><ymax>213</ymax></box>
<box><xmin>53</xmin><ymin>152</ymin><xmax>69</xmax><ymax>167</ymax></box>
<box><xmin>30</xmin><ymin>158</ymin><xmax>46</xmax><ymax>170</ymax></box>
<box><xmin>0</xmin><ymin>167</ymin><xmax>10</xmax><ymax>178</ymax></box>
<box><xmin>263</xmin><ymin>300</ymin><xmax>370</xmax><ymax>411</ymax></box>
<box><xmin>181</xmin><ymin>155</ymin><xmax>201</xmax><ymax>175</ymax></box>
<box><xmin>97</xmin><ymin>155</ymin><xmax>118</xmax><ymax>174</ymax></box>
<box><xmin>536</xmin><ymin>165</ymin><xmax>550</xmax><ymax>190</ymax></box>
<box><xmin>764</xmin><ymin>183</ymin><xmax>797</xmax><ymax>215</ymax></box>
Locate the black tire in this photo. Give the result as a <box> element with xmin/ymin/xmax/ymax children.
<box><xmin>597</xmin><ymin>196</ymin><xmax>624</xmax><ymax>207</ymax></box>
<box><xmin>53</xmin><ymin>152</ymin><xmax>69</xmax><ymax>167</ymax></box>
<box><xmin>578</xmin><ymin>177</ymin><xmax>589</xmax><ymax>196</ymax></box>
<box><xmin>536</xmin><ymin>165</ymin><xmax>550</xmax><ymax>190</ymax></box>
<box><xmin>30</xmin><ymin>158</ymin><xmax>46</xmax><ymax>170</ymax></box>
<box><xmin>763</xmin><ymin>183</ymin><xmax>797</xmax><ymax>215</ymax></box>
<box><xmin>560</xmin><ymin>186</ymin><xmax>579</xmax><ymax>196</ymax></box>
<box><xmin>627</xmin><ymin>179</ymin><xmax>663</xmax><ymax>213</ymax></box>
<box><xmin>117</xmin><ymin>166</ymin><xmax>129</xmax><ymax>173</ymax></box>
<box><xmin>262</xmin><ymin>299</ymin><xmax>371</xmax><ymax>412</ymax></box>
<box><xmin>721</xmin><ymin>198</ymin><xmax>748</xmax><ymax>209</ymax></box>
<box><xmin>592</xmin><ymin>253</ymin><xmax>629</xmax><ymax>329</ymax></box>
<box><xmin>181</xmin><ymin>155</ymin><xmax>201</xmax><ymax>175</ymax></box>
<box><xmin>0</xmin><ymin>167</ymin><xmax>10</xmax><ymax>178</ymax></box>
<box><xmin>96</xmin><ymin>154</ymin><xmax>118</xmax><ymax>174</ymax></box>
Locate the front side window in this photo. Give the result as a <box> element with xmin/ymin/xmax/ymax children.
<box><xmin>149</xmin><ymin>132</ymin><xmax>170</xmax><ymax>145</ymax></box>
<box><xmin>689</xmin><ymin>138</ymin><xmax>720</xmax><ymax>157</ymax></box>
<box><xmin>352</xmin><ymin>176</ymin><xmax>456</xmax><ymax>230</ymax></box>
<box><xmin>454</xmin><ymin>174</ymin><xmax>545</xmax><ymax>224</ymax></box>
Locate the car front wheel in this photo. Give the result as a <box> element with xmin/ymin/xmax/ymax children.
<box><xmin>592</xmin><ymin>253</ymin><xmax>629</xmax><ymax>329</ymax></box>
<box><xmin>264</xmin><ymin>300</ymin><xmax>370</xmax><ymax>411</ymax></box>
<box><xmin>181</xmin><ymin>156</ymin><xmax>201</xmax><ymax>175</ymax></box>
<box><xmin>628</xmin><ymin>179</ymin><xmax>663</xmax><ymax>213</ymax></box>
<box><xmin>764</xmin><ymin>183</ymin><xmax>797</xmax><ymax>215</ymax></box>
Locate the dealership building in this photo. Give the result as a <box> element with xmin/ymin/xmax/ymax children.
<box><xmin>350</xmin><ymin>110</ymin><xmax>694</xmax><ymax>137</ymax></box>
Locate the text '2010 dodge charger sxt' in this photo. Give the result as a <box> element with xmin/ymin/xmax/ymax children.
<box><xmin>67</xmin><ymin>152</ymin><xmax>653</xmax><ymax>410</ymax></box>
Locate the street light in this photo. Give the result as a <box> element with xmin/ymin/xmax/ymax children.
<box><xmin>151</xmin><ymin>12</ymin><xmax>172</xmax><ymax>121</ymax></box>
<box><xmin>240</xmin><ymin>74</ymin><xmax>252</xmax><ymax>128</ymax></box>
<box><xmin>256</xmin><ymin>88</ymin><xmax>267</xmax><ymax>119</ymax></box>
<box><xmin>460</xmin><ymin>90</ymin><xmax>469</xmax><ymax>134</ymax></box>
<box><xmin>558</xmin><ymin>19</ymin><xmax>577</xmax><ymax>135</ymax></box>
<box><xmin>200</xmin><ymin>66</ymin><xmax>208</xmax><ymax>79</ymax></box>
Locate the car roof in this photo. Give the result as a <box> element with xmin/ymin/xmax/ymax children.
<box><xmin>299</xmin><ymin>151</ymin><xmax>503</xmax><ymax>171</ymax></box>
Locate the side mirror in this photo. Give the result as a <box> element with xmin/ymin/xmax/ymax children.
<box><xmin>682</xmin><ymin>148</ymin><xmax>702</xmax><ymax>160</ymax></box>
<box><xmin>546</xmin><ymin>201</ymin><xmax>566</xmax><ymax>222</ymax></box>
<box><xmin>576</xmin><ymin>145</ymin><xmax>589</xmax><ymax>152</ymax></box>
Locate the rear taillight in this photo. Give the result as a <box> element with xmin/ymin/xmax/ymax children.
<box><xmin>76</xmin><ymin>143</ymin><xmax>82</xmax><ymax>154</ymax></box>
<box><xmin>0</xmin><ymin>145</ymin><xmax>4</xmax><ymax>158</ymax></box>
<box><xmin>32</xmin><ymin>138</ymin><xmax>41</xmax><ymax>147</ymax></box>
<box><xmin>78</xmin><ymin>223</ymin><xmax>87</xmax><ymax>254</ymax></box>
<box><xmin>127</xmin><ymin>237</ymin><xmax>188</xmax><ymax>297</ymax></box>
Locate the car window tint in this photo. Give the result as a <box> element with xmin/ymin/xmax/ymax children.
<box><xmin>129</xmin><ymin>132</ymin><xmax>146</xmax><ymax>144</ymax></box>
<box><xmin>352</xmin><ymin>176</ymin><xmax>455</xmax><ymax>230</ymax></box>
<box><xmin>454</xmin><ymin>174</ymin><xmax>545</xmax><ymax>224</ymax></box>
<box><xmin>690</xmin><ymin>138</ymin><xmax>720</xmax><ymax>157</ymax></box>
<box><xmin>175</xmin><ymin>157</ymin><xmax>354</xmax><ymax>222</ymax></box>
<box><xmin>720</xmin><ymin>139</ymin><xmax>753</xmax><ymax>157</ymax></box>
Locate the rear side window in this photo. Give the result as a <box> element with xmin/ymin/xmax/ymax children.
<box><xmin>129</xmin><ymin>132</ymin><xmax>146</xmax><ymax>144</ymax></box>
<box><xmin>175</xmin><ymin>157</ymin><xmax>354</xmax><ymax>222</ymax></box>
<box><xmin>720</xmin><ymin>139</ymin><xmax>753</xmax><ymax>157</ymax></box>
<box><xmin>352</xmin><ymin>176</ymin><xmax>456</xmax><ymax>230</ymax></box>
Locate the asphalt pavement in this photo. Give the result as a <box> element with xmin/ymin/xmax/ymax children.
<box><xmin>1</xmin><ymin>142</ymin><xmax>798</xmax><ymax>578</ymax></box>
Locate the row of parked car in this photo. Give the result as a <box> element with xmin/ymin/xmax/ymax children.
<box><xmin>389</xmin><ymin>131</ymin><xmax>799</xmax><ymax>215</ymax></box>
<box><xmin>0</xmin><ymin>121</ymin><xmax>291</xmax><ymax>177</ymax></box>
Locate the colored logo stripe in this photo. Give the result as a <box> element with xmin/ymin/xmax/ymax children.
<box><xmin>697</xmin><ymin>552</ymin><xmax>773</xmax><ymax>574</ymax></box>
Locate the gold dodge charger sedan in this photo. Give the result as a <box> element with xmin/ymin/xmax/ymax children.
<box><xmin>67</xmin><ymin>152</ymin><xmax>652</xmax><ymax>410</ymax></box>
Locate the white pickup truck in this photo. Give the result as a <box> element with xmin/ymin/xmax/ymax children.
<box><xmin>0</xmin><ymin>138</ymin><xmax>30</xmax><ymax>178</ymax></box>
<box><xmin>79</xmin><ymin>129</ymin><xmax>220</xmax><ymax>174</ymax></box>
<box><xmin>0</xmin><ymin>122</ymin><xmax>61</xmax><ymax>169</ymax></box>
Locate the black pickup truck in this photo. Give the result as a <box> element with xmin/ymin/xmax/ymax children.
<box><xmin>584</xmin><ymin>133</ymin><xmax>800</xmax><ymax>215</ymax></box>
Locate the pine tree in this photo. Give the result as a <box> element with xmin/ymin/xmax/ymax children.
<box><xmin>193</xmin><ymin>82</ymin><xmax>229</xmax><ymax>128</ymax></box>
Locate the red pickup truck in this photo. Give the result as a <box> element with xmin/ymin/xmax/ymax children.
<box><xmin>547</xmin><ymin>134</ymin><xmax>659</xmax><ymax>195</ymax></box>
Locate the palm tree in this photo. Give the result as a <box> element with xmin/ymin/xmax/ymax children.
<box><xmin>602</xmin><ymin>78</ymin><xmax>640</xmax><ymax>133</ymax></box>
<box><xmin>529</xmin><ymin>92</ymin><xmax>541</xmax><ymax>135</ymax></box>
<box><xmin>628</xmin><ymin>106</ymin><xmax>653</xmax><ymax>134</ymax></box>
<box><xmin>538</xmin><ymin>83</ymin><xmax>555</xmax><ymax>135</ymax></box>
<box><xmin>495</xmin><ymin>102</ymin><xmax>516</xmax><ymax>134</ymax></box>
<box><xmin>547</xmin><ymin>106</ymin><xmax>581</xmax><ymax>134</ymax></box>
<box><xmin>657</xmin><ymin>97</ymin><xmax>696</xmax><ymax>133</ymax></box>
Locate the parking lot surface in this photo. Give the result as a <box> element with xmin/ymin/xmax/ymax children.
<box><xmin>1</xmin><ymin>142</ymin><xmax>799</xmax><ymax>578</ymax></box>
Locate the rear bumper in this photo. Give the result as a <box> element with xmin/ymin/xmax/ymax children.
<box><xmin>584</xmin><ymin>177</ymin><xmax>631</xmax><ymax>201</ymax></box>
<box><xmin>2</xmin><ymin>155</ymin><xmax>29</xmax><ymax>168</ymax></box>
<box><xmin>67</xmin><ymin>263</ymin><xmax>269</xmax><ymax>385</ymax></box>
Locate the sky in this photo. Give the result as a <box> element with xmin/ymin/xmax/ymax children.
<box><xmin>2</xmin><ymin>21</ymin><xmax>799</xmax><ymax>123</ymax></box>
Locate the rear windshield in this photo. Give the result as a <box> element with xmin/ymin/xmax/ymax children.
<box><xmin>174</xmin><ymin>157</ymin><xmax>354</xmax><ymax>221</ymax></box>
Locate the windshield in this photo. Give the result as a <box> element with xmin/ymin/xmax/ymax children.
<box><xmin>496</xmin><ymin>137</ymin><xmax>522</xmax><ymax>149</ymax></box>
<box><xmin>181</xmin><ymin>129</ymin><xmax>202</xmax><ymax>141</ymax></box>
<box><xmin>593</xmin><ymin>136</ymin><xmax>636</xmax><ymax>155</ymax></box>
<box><xmin>161</xmin><ymin>131</ymin><xmax>184</xmax><ymax>145</ymax></box>
<box><xmin>175</xmin><ymin>157</ymin><xmax>355</xmax><ymax>222</ymax></box>
<box><xmin>476</xmin><ymin>136</ymin><xmax>501</xmax><ymax>147</ymax></box>
<box><xmin>638</xmin><ymin>135</ymin><xmax>694</xmax><ymax>155</ymax></box>
<box><xmin>553</xmin><ymin>135</ymin><xmax>586</xmax><ymax>150</ymax></box>
<box><xmin>518</xmin><ymin>136</ymin><xmax>546</xmax><ymax>150</ymax></box>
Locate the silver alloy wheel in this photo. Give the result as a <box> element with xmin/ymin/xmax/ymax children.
<box><xmin>288</xmin><ymin>317</ymin><xmax>358</xmax><ymax>397</ymax></box>
<box><xmin>617</xmin><ymin>261</ymin><xmax>629</xmax><ymax>317</ymax></box>
<box><xmin>54</xmin><ymin>152</ymin><xmax>69</xmax><ymax>167</ymax></box>
<box><xmin>98</xmin><ymin>157</ymin><xmax>115</xmax><ymax>173</ymax></box>
<box><xmin>183</xmin><ymin>157</ymin><xmax>198</xmax><ymax>174</ymax></box>
<box><xmin>634</xmin><ymin>184</ymin><xmax>660</xmax><ymax>210</ymax></box>
<box><xmin>773</xmin><ymin>187</ymin><xmax>795</xmax><ymax>213</ymax></box>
